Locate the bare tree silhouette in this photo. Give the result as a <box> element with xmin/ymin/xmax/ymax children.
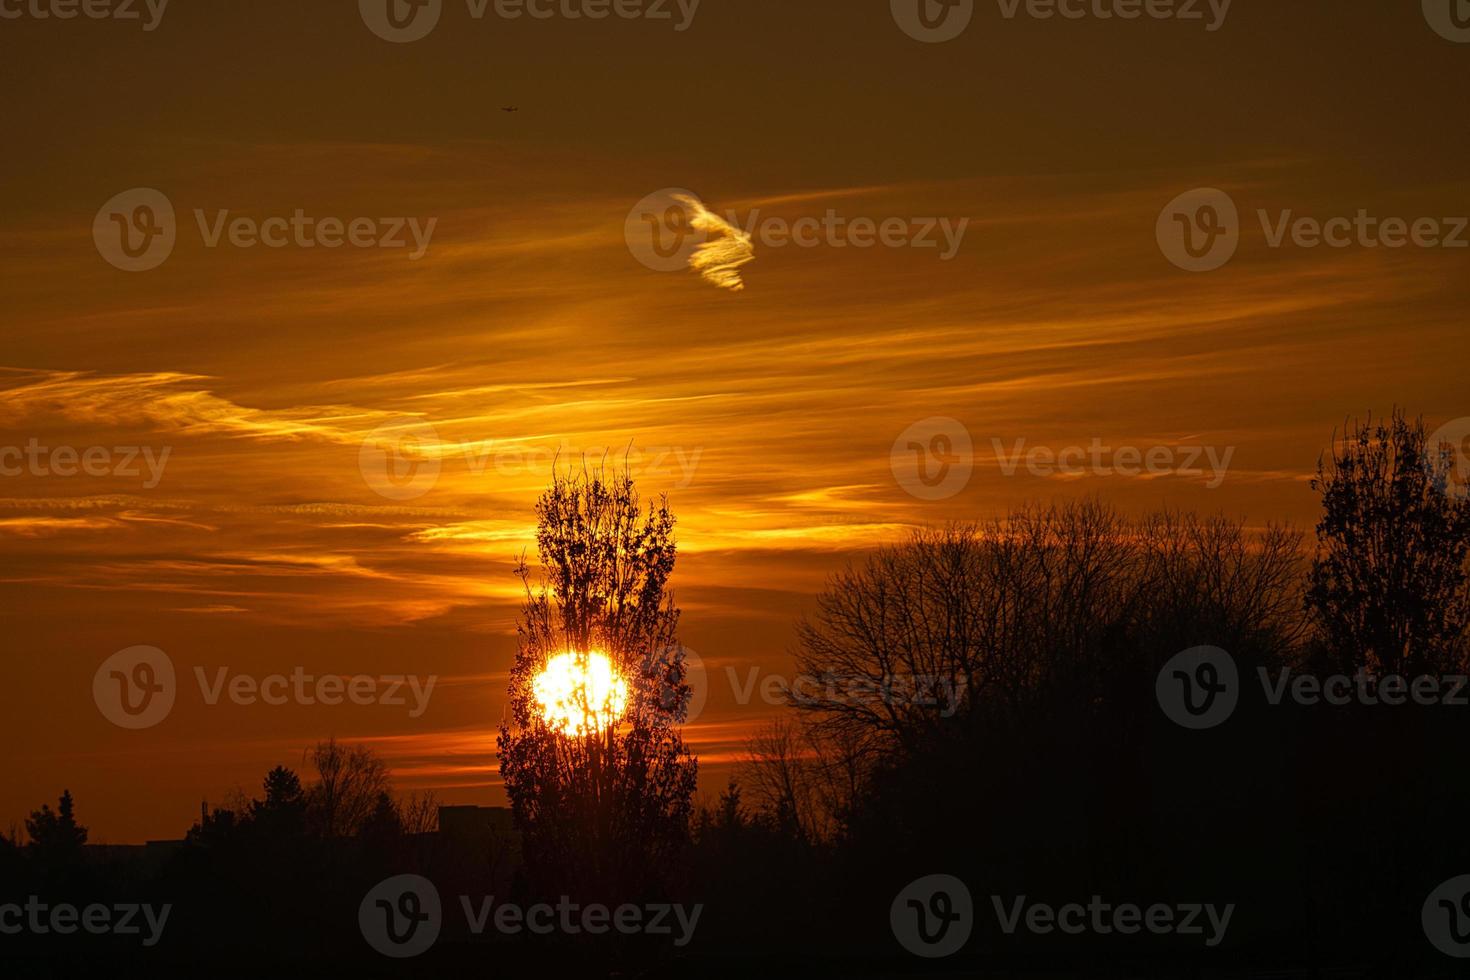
<box><xmin>738</xmin><ymin>718</ymin><xmax>857</xmax><ymax>843</ymax></box>
<box><xmin>792</xmin><ymin>502</ymin><xmax>1303</xmax><ymax>750</ymax></box>
<box><xmin>305</xmin><ymin>738</ymin><xmax>391</xmax><ymax>839</ymax></box>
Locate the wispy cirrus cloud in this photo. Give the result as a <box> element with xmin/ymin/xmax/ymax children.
<box><xmin>0</xmin><ymin>370</ymin><xmax>394</xmax><ymax>444</ymax></box>
<box><xmin>0</xmin><ymin>516</ymin><xmax>122</xmax><ymax>536</ymax></box>
<box><xmin>674</xmin><ymin>193</ymin><xmax>755</xmax><ymax>292</ymax></box>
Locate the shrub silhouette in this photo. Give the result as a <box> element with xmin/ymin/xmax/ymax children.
<box><xmin>1308</xmin><ymin>409</ymin><xmax>1470</xmax><ymax>676</ymax></box>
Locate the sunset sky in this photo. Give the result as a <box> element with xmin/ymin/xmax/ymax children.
<box><xmin>2</xmin><ymin>1</ymin><xmax>1466</xmax><ymax>843</ymax></box>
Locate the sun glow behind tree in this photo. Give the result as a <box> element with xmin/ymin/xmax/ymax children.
<box><xmin>531</xmin><ymin>651</ymin><xmax>630</xmax><ymax>738</ymax></box>
<box><xmin>498</xmin><ymin>467</ymin><xmax>697</xmax><ymax>899</ymax></box>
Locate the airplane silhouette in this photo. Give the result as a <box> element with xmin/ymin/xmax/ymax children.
<box><xmin>501</xmin><ymin>106</ymin><xmax>519</xmax><ymax>113</ymax></box>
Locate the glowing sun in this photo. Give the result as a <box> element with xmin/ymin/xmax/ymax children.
<box><xmin>532</xmin><ymin>651</ymin><xmax>629</xmax><ymax>737</ymax></box>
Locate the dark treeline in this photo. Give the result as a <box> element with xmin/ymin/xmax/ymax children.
<box><xmin>5</xmin><ymin>411</ymin><xmax>1469</xmax><ymax>977</ymax></box>
<box><xmin>702</xmin><ymin>410</ymin><xmax>1470</xmax><ymax>977</ymax></box>
<box><xmin>1</xmin><ymin>740</ymin><xmax>463</xmax><ymax>977</ymax></box>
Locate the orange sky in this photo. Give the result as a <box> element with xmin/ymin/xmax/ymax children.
<box><xmin>1</xmin><ymin>1</ymin><xmax>1466</xmax><ymax>842</ymax></box>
